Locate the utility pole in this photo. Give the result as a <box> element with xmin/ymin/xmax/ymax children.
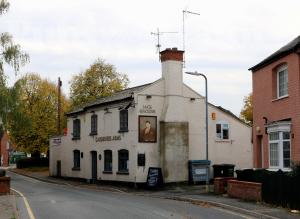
<box><xmin>57</xmin><ymin>77</ymin><xmax>62</xmax><ymax>135</ymax></box>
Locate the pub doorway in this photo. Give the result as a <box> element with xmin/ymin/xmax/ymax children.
<box><xmin>91</xmin><ymin>151</ymin><xmax>97</xmax><ymax>183</ymax></box>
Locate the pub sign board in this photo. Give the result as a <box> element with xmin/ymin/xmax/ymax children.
<box><xmin>146</xmin><ymin>167</ymin><xmax>163</xmax><ymax>188</ymax></box>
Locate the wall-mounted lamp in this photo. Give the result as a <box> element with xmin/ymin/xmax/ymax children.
<box><xmin>256</xmin><ymin>126</ymin><xmax>261</xmax><ymax>133</ymax></box>
<box><xmin>104</xmin><ymin>108</ymin><xmax>111</xmax><ymax>113</ymax></box>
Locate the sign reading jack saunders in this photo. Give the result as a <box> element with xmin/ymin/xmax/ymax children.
<box><xmin>139</xmin><ymin>105</ymin><xmax>156</xmax><ymax>114</ymax></box>
<box><xmin>95</xmin><ymin>135</ymin><xmax>121</xmax><ymax>142</ymax></box>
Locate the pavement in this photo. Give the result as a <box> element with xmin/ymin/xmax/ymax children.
<box><xmin>0</xmin><ymin>194</ymin><xmax>17</xmax><ymax>219</ymax></box>
<box><xmin>5</xmin><ymin>167</ymin><xmax>300</xmax><ymax>219</ymax></box>
<box><xmin>0</xmin><ymin>166</ymin><xmax>17</xmax><ymax>219</ymax></box>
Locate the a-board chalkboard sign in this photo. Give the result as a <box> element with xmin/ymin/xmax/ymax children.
<box><xmin>146</xmin><ymin>167</ymin><xmax>163</xmax><ymax>188</ymax></box>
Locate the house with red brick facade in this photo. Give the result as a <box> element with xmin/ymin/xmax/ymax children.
<box><xmin>249</xmin><ymin>35</ymin><xmax>300</xmax><ymax>170</ymax></box>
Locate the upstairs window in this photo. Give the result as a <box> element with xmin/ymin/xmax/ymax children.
<box><xmin>119</xmin><ymin>109</ymin><xmax>128</xmax><ymax>132</ymax></box>
<box><xmin>72</xmin><ymin>119</ymin><xmax>80</xmax><ymax>140</ymax></box>
<box><xmin>277</xmin><ymin>65</ymin><xmax>288</xmax><ymax>98</ymax></box>
<box><xmin>104</xmin><ymin>150</ymin><xmax>112</xmax><ymax>172</ymax></box>
<box><xmin>118</xmin><ymin>149</ymin><xmax>129</xmax><ymax>172</ymax></box>
<box><xmin>73</xmin><ymin>149</ymin><xmax>80</xmax><ymax>170</ymax></box>
<box><xmin>90</xmin><ymin>114</ymin><xmax>98</xmax><ymax>135</ymax></box>
<box><xmin>216</xmin><ymin>122</ymin><xmax>229</xmax><ymax>140</ymax></box>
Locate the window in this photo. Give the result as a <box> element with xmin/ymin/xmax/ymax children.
<box><xmin>277</xmin><ymin>65</ymin><xmax>288</xmax><ymax>98</ymax></box>
<box><xmin>216</xmin><ymin>122</ymin><xmax>229</xmax><ymax>140</ymax></box>
<box><xmin>73</xmin><ymin>150</ymin><xmax>80</xmax><ymax>170</ymax></box>
<box><xmin>269</xmin><ymin>131</ymin><xmax>291</xmax><ymax>169</ymax></box>
<box><xmin>119</xmin><ymin>109</ymin><xmax>128</xmax><ymax>132</ymax></box>
<box><xmin>118</xmin><ymin>149</ymin><xmax>129</xmax><ymax>172</ymax></box>
<box><xmin>72</xmin><ymin>119</ymin><xmax>80</xmax><ymax>140</ymax></box>
<box><xmin>90</xmin><ymin>114</ymin><xmax>97</xmax><ymax>135</ymax></box>
<box><xmin>104</xmin><ymin>150</ymin><xmax>112</xmax><ymax>172</ymax></box>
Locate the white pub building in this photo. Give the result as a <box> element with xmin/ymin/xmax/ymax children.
<box><xmin>50</xmin><ymin>48</ymin><xmax>252</xmax><ymax>185</ymax></box>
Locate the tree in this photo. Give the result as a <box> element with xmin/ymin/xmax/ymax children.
<box><xmin>240</xmin><ymin>93</ymin><xmax>253</xmax><ymax>125</ymax></box>
<box><xmin>0</xmin><ymin>0</ymin><xmax>9</xmax><ymax>15</ymax></box>
<box><xmin>69</xmin><ymin>59</ymin><xmax>129</xmax><ymax>109</ymax></box>
<box><xmin>0</xmin><ymin>0</ymin><xmax>29</xmax><ymax>134</ymax></box>
<box><xmin>0</xmin><ymin>0</ymin><xmax>29</xmax><ymax>77</ymax></box>
<box><xmin>8</xmin><ymin>73</ymin><xmax>70</xmax><ymax>153</ymax></box>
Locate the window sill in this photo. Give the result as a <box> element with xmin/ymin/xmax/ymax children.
<box><xmin>116</xmin><ymin>171</ymin><xmax>129</xmax><ymax>175</ymax></box>
<box><xmin>103</xmin><ymin>171</ymin><xmax>113</xmax><ymax>174</ymax></box>
<box><xmin>272</xmin><ymin>95</ymin><xmax>289</xmax><ymax>102</ymax></box>
<box><xmin>72</xmin><ymin>137</ymin><xmax>80</xmax><ymax>140</ymax></box>
<box><xmin>89</xmin><ymin>132</ymin><xmax>97</xmax><ymax>136</ymax></box>
<box><xmin>215</xmin><ymin>139</ymin><xmax>231</xmax><ymax>143</ymax></box>
<box><xmin>267</xmin><ymin>167</ymin><xmax>291</xmax><ymax>172</ymax></box>
<box><xmin>72</xmin><ymin>167</ymin><xmax>81</xmax><ymax>171</ymax></box>
<box><xmin>118</xmin><ymin>129</ymin><xmax>128</xmax><ymax>133</ymax></box>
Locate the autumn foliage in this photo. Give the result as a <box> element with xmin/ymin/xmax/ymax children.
<box><xmin>240</xmin><ymin>93</ymin><xmax>253</xmax><ymax>125</ymax></box>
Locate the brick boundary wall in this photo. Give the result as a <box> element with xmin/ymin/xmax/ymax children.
<box><xmin>214</xmin><ymin>177</ymin><xmax>235</xmax><ymax>194</ymax></box>
<box><xmin>0</xmin><ymin>177</ymin><xmax>10</xmax><ymax>194</ymax></box>
<box><xmin>227</xmin><ymin>179</ymin><xmax>261</xmax><ymax>202</ymax></box>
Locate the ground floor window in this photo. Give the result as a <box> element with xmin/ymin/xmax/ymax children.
<box><xmin>118</xmin><ymin>149</ymin><xmax>129</xmax><ymax>172</ymax></box>
<box><xmin>269</xmin><ymin>131</ymin><xmax>291</xmax><ymax>169</ymax></box>
<box><xmin>104</xmin><ymin>150</ymin><xmax>112</xmax><ymax>172</ymax></box>
<box><xmin>73</xmin><ymin>149</ymin><xmax>80</xmax><ymax>170</ymax></box>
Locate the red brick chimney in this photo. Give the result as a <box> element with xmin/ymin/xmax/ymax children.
<box><xmin>160</xmin><ymin>47</ymin><xmax>184</xmax><ymax>62</ymax></box>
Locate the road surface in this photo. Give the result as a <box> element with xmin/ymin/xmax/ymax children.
<box><xmin>9</xmin><ymin>172</ymin><xmax>249</xmax><ymax>219</ymax></box>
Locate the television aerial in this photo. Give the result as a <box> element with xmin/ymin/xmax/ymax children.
<box><xmin>151</xmin><ymin>28</ymin><xmax>178</xmax><ymax>60</ymax></box>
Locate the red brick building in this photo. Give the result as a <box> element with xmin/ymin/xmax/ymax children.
<box><xmin>0</xmin><ymin>132</ymin><xmax>11</xmax><ymax>167</ymax></box>
<box><xmin>250</xmin><ymin>36</ymin><xmax>300</xmax><ymax>170</ymax></box>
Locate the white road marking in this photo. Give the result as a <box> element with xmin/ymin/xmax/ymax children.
<box><xmin>11</xmin><ymin>188</ymin><xmax>36</xmax><ymax>219</ymax></box>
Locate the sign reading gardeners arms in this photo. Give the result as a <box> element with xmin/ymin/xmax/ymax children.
<box><xmin>95</xmin><ymin>135</ymin><xmax>121</xmax><ymax>142</ymax></box>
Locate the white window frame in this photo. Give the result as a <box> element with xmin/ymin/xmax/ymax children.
<box><xmin>216</xmin><ymin>121</ymin><xmax>229</xmax><ymax>140</ymax></box>
<box><xmin>277</xmin><ymin>65</ymin><xmax>288</xmax><ymax>98</ymax></box>
<box><xmin>267</xmin><ymin>122</ymin><xmax>291</xmax><ymax>170</ymax></box>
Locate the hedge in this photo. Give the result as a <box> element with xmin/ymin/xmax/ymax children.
<box><xmin>16</xmin><ymin>158</ymin><xmax>49</xmax><ymax>169</ymax></box>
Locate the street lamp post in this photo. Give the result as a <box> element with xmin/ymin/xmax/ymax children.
<box><xmin>185</xmin><ymin>71</ymin><xmax>209</xmax><ymax>184</ymax></box>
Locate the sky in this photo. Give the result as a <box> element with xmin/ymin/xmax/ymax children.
<box><xmin>1</xmin><ymin>0</ymin><xmax>300</xmax><ymax>115</ymax></box>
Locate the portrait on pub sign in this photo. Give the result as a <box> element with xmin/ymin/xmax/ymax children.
<box><xmin>138</xmin><ymin>116</ymin><xmax>157</xmax><ymax>143</ymax></box>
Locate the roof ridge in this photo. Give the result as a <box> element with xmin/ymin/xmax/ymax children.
<box><xmin>249</xmin><ymin>35</ymin><xmax>300</xmax><ymax>72</ymax></box>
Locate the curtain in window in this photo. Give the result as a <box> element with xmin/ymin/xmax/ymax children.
<box><xmin>104</xmin><ymin>150</ymin><xmax>112</xmax><ymax>171</ymax></box>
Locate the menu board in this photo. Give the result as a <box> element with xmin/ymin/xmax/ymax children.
<box><xmin>147</xmin><ymin>167</ymin><xmax>163</xmax><ymax>188</ymax></box>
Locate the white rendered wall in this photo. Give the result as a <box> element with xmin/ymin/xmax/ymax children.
<box><xmin>183</xmin><ymin>84</ymin><xmax>253</xmax><ymax>170</ymax></box>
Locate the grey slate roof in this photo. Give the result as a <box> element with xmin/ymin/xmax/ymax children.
<box><xmin>66</xmin><ymin>81</ymin><xmax>249</xmax><ymax>126</ymax></box>
<box><xmin>249</xmin><ymin>35</ymin><xmax>300</xmax><ymax>72</ymax></box>
<box><xmin>66</xmin><ymin>83</ymin><xmax>152</xmax><ymax>116</ymax></box>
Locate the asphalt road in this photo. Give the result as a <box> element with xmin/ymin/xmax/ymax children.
<box><xmin>9</xmin><ymin>172</ymin><xmax>249</xmax><ymax>219</ymax></box>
